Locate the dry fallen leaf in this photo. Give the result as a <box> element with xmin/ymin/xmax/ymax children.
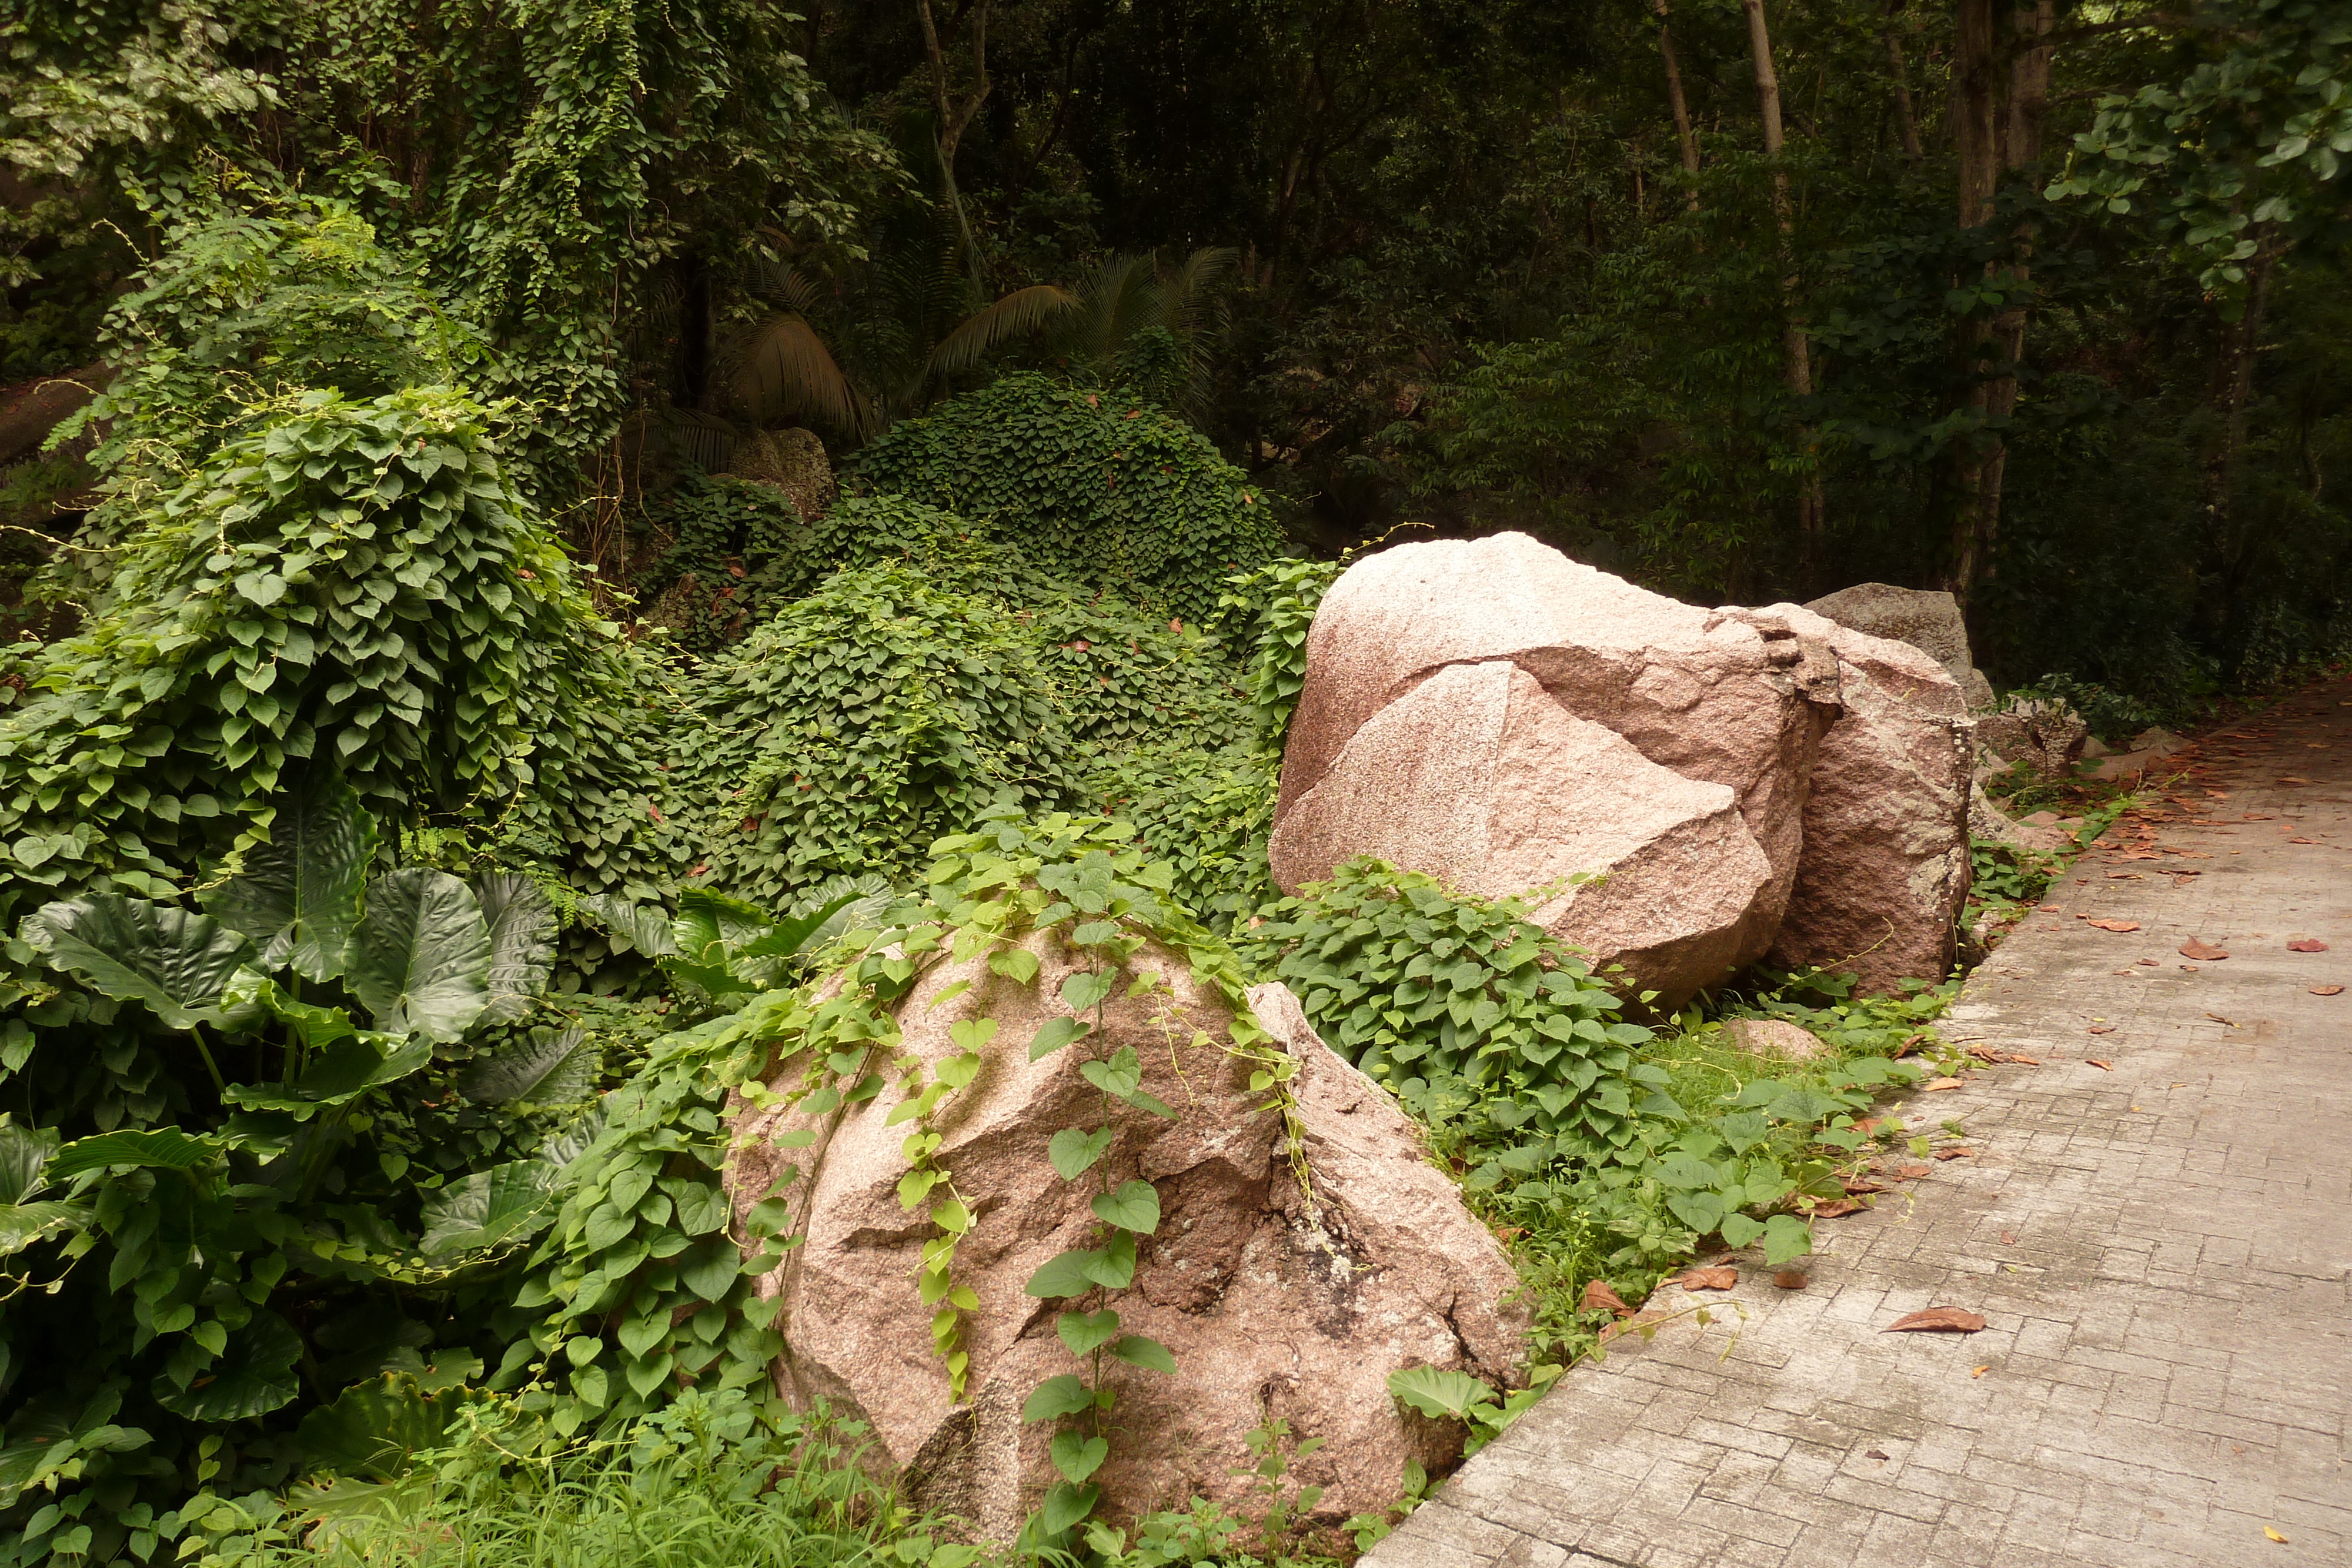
<box><xmin>2312</xmin><ymin>985</ymin><xmax>2345</xmax><ymax>996</ymax></box>
<box><xmin>1895</xmin><ymin>1163</ymin><xmax>1933</xmax><ymax>1179</ymax></box>
<box><xmin>2086</xmin><ymin>919</ymin><xmax>2142</xmax><ymax>932</ymax></box>
<box><xmin>2287</xmin><ymin>938</ymin><xmax>2329</xmax><ymax>952</ymax></box>
<box><xmin>1679</xmin><ymin>1266</ymin><xmax>1738</xmax><ymax>1291</ymax></box>
<box><xmin>2087</xmin><ymin>1025</ymin><xmax>2115</xmax><ymax>1035</ymax></box>
<box><xmin>1580</xmin><ymin>1279</ymin><xmax>1633</xmax><ymax>1318</ymax></box>
<box><xmin>1841</xmin><ymin>1176</ymin><xmax>1886</xmax><ymax>1195</ymax></box>
<box><xmin>1884</xmin><ymin>1306</ymin><xmax>1987</xmax><ymax>1333</ymax></box>
<box><xmin>1772</xmin><ymin>1269</ymin><xmax>1809</xmax><ymax>1290</ymax></box>
<box><xmin>1935</xmin><ymin>1147</ymin><xmax>1974</xmax><ymax>1160</ymax></box>
<box><xmin>2204</xmin><ymin>1012</ymin><xmax>2237</xmax><ymax>1027</ymax></box>
<box><xmin>1809</xmin><ymin>1198</ymin><xmax>1868</xmax><ymax>1219</ymax></box>
<box><xmin>1970</xmin><ymin>1365</ymin><xmax>1990</xmax><ymax>1378</ymax></box>
<box><xmin>2136</xmin><ymin>958</ymin><xmax>2160</xmax><ymax>966</ymax></box>
<box><xmin>2086</xmin><ymin>1059</ymin><xmax>2113</xmax><ymax>1070</ymax></box>
<box><xmin>2287</xmin><ymin>837</ymin><xmax>2318</xmax><ymax>844</ymax></box>
<box><xmin>2264</xmin><ymin>1526</ymin><xmax>2289</xmax><ymax>1544</ymax></box>
<box><xmin>2180</xmin><ymin>938</ymin><xmax>2231</xmax><ymax>960</ymax></box>
<box><xmin>1925</xmin><ymin>1076</ymin><xmax>1964</xmax><ymax>1090</ymax></box>
<box><xmin>1863</xmin><ymin>1448</ymin><xmax>1889</xmax><ymax>1461</ymax></box>
<box><xmin>2003</xmin><ymin>1053</ymin><xmax>2042</xmax><ymax>1065</ymax></box>
<box><xmin>1999</xmin><ymin>1232</ymin><xmax>2015</xmax><ymax>1245</ymax></box>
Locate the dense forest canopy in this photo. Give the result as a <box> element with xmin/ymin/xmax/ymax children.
<box><xmin>0</xmin><ymin>0</ymin><xmax>2346</xmax><ymax>1561</ymax></box>
<box><xmin>4</xmin><ymin>0</ymin><xmax>2347</xmax><ymax>695</ymax></box>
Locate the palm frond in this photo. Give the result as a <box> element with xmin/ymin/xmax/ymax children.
<box><xmin>925</xmin><ymin>284</ymin><xmax>1082</xmax><ymax>380</ymax></box>
<box><xmin>731</xmin><ymin>313</ymin><xmax>869</xmax><ymax>437</ymax></box>
<box><xmin>1162</xmin><ymin>246</ymin><xmax>1239</xmax><ymax>342</ymax></box>
<box><xmin>1064</xmin><ymin>253</ymin><xmax>1161</xmax><ymax>365</ymax></box>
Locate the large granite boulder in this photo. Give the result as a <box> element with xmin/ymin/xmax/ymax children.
<box><xmin>1268</xmin><ymin>659</ymin><xmax>1776</xmax><ymax>1005</ymax></box>
<box><xmin>1802</xmin><ymin>581</ymin><xmax>1995</xmax><ymax>710</ymax></box>
<box><xmin>728</xmin><ymin>944</ymin><xmax>1525</xmax><ymax>1539</ymax></box>
<box><xmin>1766</xmin><ymin>611</ymin><xmax>1972</xmax><ymax>994</ymax></box>
<box><xmin>1274</xmin><ymin>533</ymin><xmax>1839</xmax><ymax>984</ymax></box>
<box><xmin>727</xmin><ymin>426</ymin><xmax>836</xmax><ymax>520</ymax></box>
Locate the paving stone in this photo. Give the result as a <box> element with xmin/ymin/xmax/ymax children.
<box><xmin>1365</xmin><ymin>676</ymin><xmax>2352</xmax><ymax>1568</ymax></box>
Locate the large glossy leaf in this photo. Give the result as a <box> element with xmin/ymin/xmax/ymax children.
<box><xmin>198</xmin><ymin>771</ymin><xmax>375</xmax><ymax>979</ymax></box>
<box><xmin>456</xmin><ymin>1030</ymin><xmax>594</xmax><ymax>1106</ymax></box>
<box><xmin>221</xmin><ymin>969</ymin><xmax>359</xmax><ymax>1052</ymax></box>
<box><xmin>536</xmin><ymin>1104</ymin><xmax>609</xmax><ymax>1175</ymax></box>
<box><xmin>48</xmin><ymin>1126</ymin><xmax>226</xmax><ymax>1182</ymax></box>
<box><xmin>19</xmin><ymin>895</ymin><xmax>256</xmax><ymax>1031</ymax></box>
<box><xmin>576</xmin><ymin>894</ymin><xmax>679</xmax><ymax>958</ymax></box>
<box><xmin>416</xmin><ymin>1162</ymin><xmax>560</xmax><ymax>1257</ymax></box>
<box><xmin>294</xmin><ymin>1379</ymin><xmax>466</xmax><ymax>1480</ymax></box>
<box><xmin>155</xmin><ymin>1312</ymin><xmax>303</xmax><ymax>1421</ymax></box>
<box><xmin>344</xmin><ymin>870</ymin><xmax>490</xmax><ymax>1042</ymax></box>
<box><xmin>473</xmin><ymin>874</ymin><xmax>555</xmax><ymax>1023</ymax></box>
<box><xmin>0</xmin><ymin>1119</ymin><xmax>58</xmax><ymax>1205</ymax></box>
<box><xmin>672</xmin><ymin>888</ymin><xmax>771</xmax><ymax>964</ymax></box>
<box><xmin>224</xmin><ymin>1034</ymin><xmax>432</xmax><ymax>1118</ymax></box>
<box><xmin>0</xmin><ymin>1199</ymin><xmax>91</xmax><ymax>1258</ymax></box>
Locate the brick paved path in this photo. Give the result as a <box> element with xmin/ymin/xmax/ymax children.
<box><xmin>1368</xmin><ymin>676</ymin><xmax>2352</xmax><ymax>1568</ymax></box>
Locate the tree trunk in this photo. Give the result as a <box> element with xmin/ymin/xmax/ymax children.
<box><xmin>2212</xmin><ymin>235</ymin><xmax>2281</xmax><ymax>640</ymax></box>
<box><xmin>1653</xmin><ymin>0</ymin><xmax>1702</xmax><ymax>209</ymax></box>
<box><xmin>1743</xmin><ymin>0</ymin><xmax>1822</xmax><ymax>583</ymax></box>
<box><xmin>1947</xmin><ymin>0</ymin><xmax>2000</xmax><ymax>606</ymax></box>
<box><xmin>916</xmin><ymin>0</ymin><xmax>993</xmax><ymax>276</ymax></box>
<box><xmin>1883</xmin><ymin>1</ymin><xmax>1922</xmax><ymax>160</ymax></box>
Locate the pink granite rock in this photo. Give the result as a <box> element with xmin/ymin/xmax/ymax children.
<box><xmin>1766</xmin><ymin>610</ymin><xmax>1971</xmax><ymax>994</ymax></box>
<box><xmin>728</xmin><ymin>943</ymin><xmax>1525</xmax><ymax>1538</ymax></box>
<box><xmin>1275</xmin><ymin>533</ymin><xmax>1836</xmax><ymax>957</ymax></box>
<box><xmin>1268</xmin><ymin>660</ymin><xmax>1776</xmax><ymax>1005</ymax></box>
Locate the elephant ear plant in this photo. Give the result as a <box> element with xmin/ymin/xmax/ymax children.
<box><xmin>0</xmin><ymin>767</ymin><xmax>590</xmax><ymax>1562</ymax></box>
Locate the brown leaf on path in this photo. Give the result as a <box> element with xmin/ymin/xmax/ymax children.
<box><xmin>2000</xmin><ymin>1232</ymin><xmax>2015</xmax><ymax>1245</ymax></box>
<box><xmin>1895</xmin><ymin>1164</ymin><xmax>1933</xmax><ymax>1179</ymax></box>
<box><xmin>2287</xmin><ymin>837</ymin><xmax>2318</xmax><ymax>844</ymax></box>
<box><xmin>1925</xmin><ymin>1076</ymin><xmax>1964</xmax><ymax>1089</ymax></box>
<box><xmin>1971</xmin><ymin>1365</ymin><xmax>1990</xmax><ymax>1378</ymax></box>
<box><xmin>1884</xmin><ymin>1307</ymin><xmax>1987</xmax><ymax>1333</ymax></box>
<box><xmin>2036</xmin><ymin>903</ymin><xmax>2063</xmax><ymax>912</ymax></box>
<box><xmin>1679</xmin><ymin>1266</ymin><xmax>1738</xmax><ymax>1290</ymax></box>
<box><xmin>2136</xmin><ymin>958</ymin><xmax>2160</xmax><ymax>965</ymax></box>
<box><xmin>1581</xmin><ymin>1279</ymin><xmax>1633</xmax><ymax>1318</ymax></box>
<box><xmin>2086</xmin><ymin>919</ymin><xmax>2142</xmax><ymax>932</ymax></box>
<box><xmin>1808</xmin><ymin>1198</ymin><xmax>1868</xmax><ymax>1218</ymax></box>
<box><xmin>2204</xmin><ymin>1012</ymin><xmax>2237</xmax><ymax>1027</ymax></box>
<box><xmin>2287</xmin><ymin>938</ymin><xmax>2329</xmax><ymax>952</ymax></box>
<box><xmin>2086</xmin><ymin>1059</ymin><xmax>2113</xmax><ymax>1070</ymax></box>
<box><xmin>2265</xmin><ymin>1526</ymin><xmax>2290</xmax><ymax>1544</ymax></box>
<box><xmin>2180</xmin><ymin>939</ymin><xmax>2231</xmax><ymax>960</ymax></box>
<box><xmin>2087</xmin><ymin>1024</ymin><xmax>2115</xmax><ymax>1035</ymax></box>
<box><xmin>1841</xmin><ymin>1176</ymin><xmax>1886</xmax><ymax>1194</ymax></box>
<box><xmin>2312</xmin><ymin>985</ymin><xmax>2346</xmax><ymax>996</ymax></box>
<box><xmin>1772</xmin><ymin>1269</ymin><xmax>1809</xmax><ymax>1290</ymax></box>
<box><xmin>1934</xmin><ymin>1147</ymin><xmax>1975</xmax><ymax>1160</ymax></box>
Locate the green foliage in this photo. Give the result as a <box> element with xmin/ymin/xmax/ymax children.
<box><xmin>850</xmin><ymin>374</ymin><xmax>1287</xmax><ymax>626</ymax></box>
<box><xmin>659</xmin><ymin>564</ymin><xmax>1078</xmax><ymax>906</ymax></box>
<box><xmin>156</xmin><ymin>1390</ymin><xmax>933</xmax><ymax>1568</ymax></box>
<box><xmin>1234</xmin><ymin>861</ymin><xmax>1663</xmax><ymax>1165</ymax></box>
<box><xmin>0</xmin><ymin>385</ymin><xmax>661</xmax><ymax>924</ymax></box>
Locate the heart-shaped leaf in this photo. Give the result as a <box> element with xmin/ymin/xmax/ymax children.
<box><xmin>1079</xmin><ymin>1232</ymin><xmax>1137</xmax><ymax>1290</ymax></box>
<box><xmin>1050</xmin><ymin>1431</ymin><xmax>1109</xmax><ymax>1485</ymax></box>
<box><xmin>1048</xmin><ymin>1127</ymin><xmax>1114</xmax><ymax>1181</ymax></box>
<box><xmin>1029</xmin><ymin>1017</ymin><xmax>1088</xmax><ymax>1062</ymax></box>
<box><xmin>1020</xmin><ymin>1373</ymin><xmax>1095</xmax><ymax>1423</ymax></box>
<box><xmin>1038</xmin><ymin>1481</ymin><xmax>1100</xmax><ymax>1536</ymax></box>
<box><xmin>1024</xmin><ymin>1250</ymin><xmax>1098</xmax><ymax>1300</ymax></box>
<box><xmin>344</xmin><ymin>869</ymin><xmax>490</xmax><ymax>1041</ymax></box>
<box><xmin>1060</xmin><ymin>971</ymin><xmax>1115</xmax><ymax>1013</ymax></box>
<box><xmin>1091</xmin><ymin>1179</ymin><xmax>1160</xmax><ymax>1234</ymax></box>
<box><xmin>1056</xmin><ymin>1309</ymin><xmax>1122</xmax><ymax>1356</ymax></box>
<box><xmin>1110</xmin><ymin>1335</ymin><xmax>1175</xmax><ymax>1374</ymax></box>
